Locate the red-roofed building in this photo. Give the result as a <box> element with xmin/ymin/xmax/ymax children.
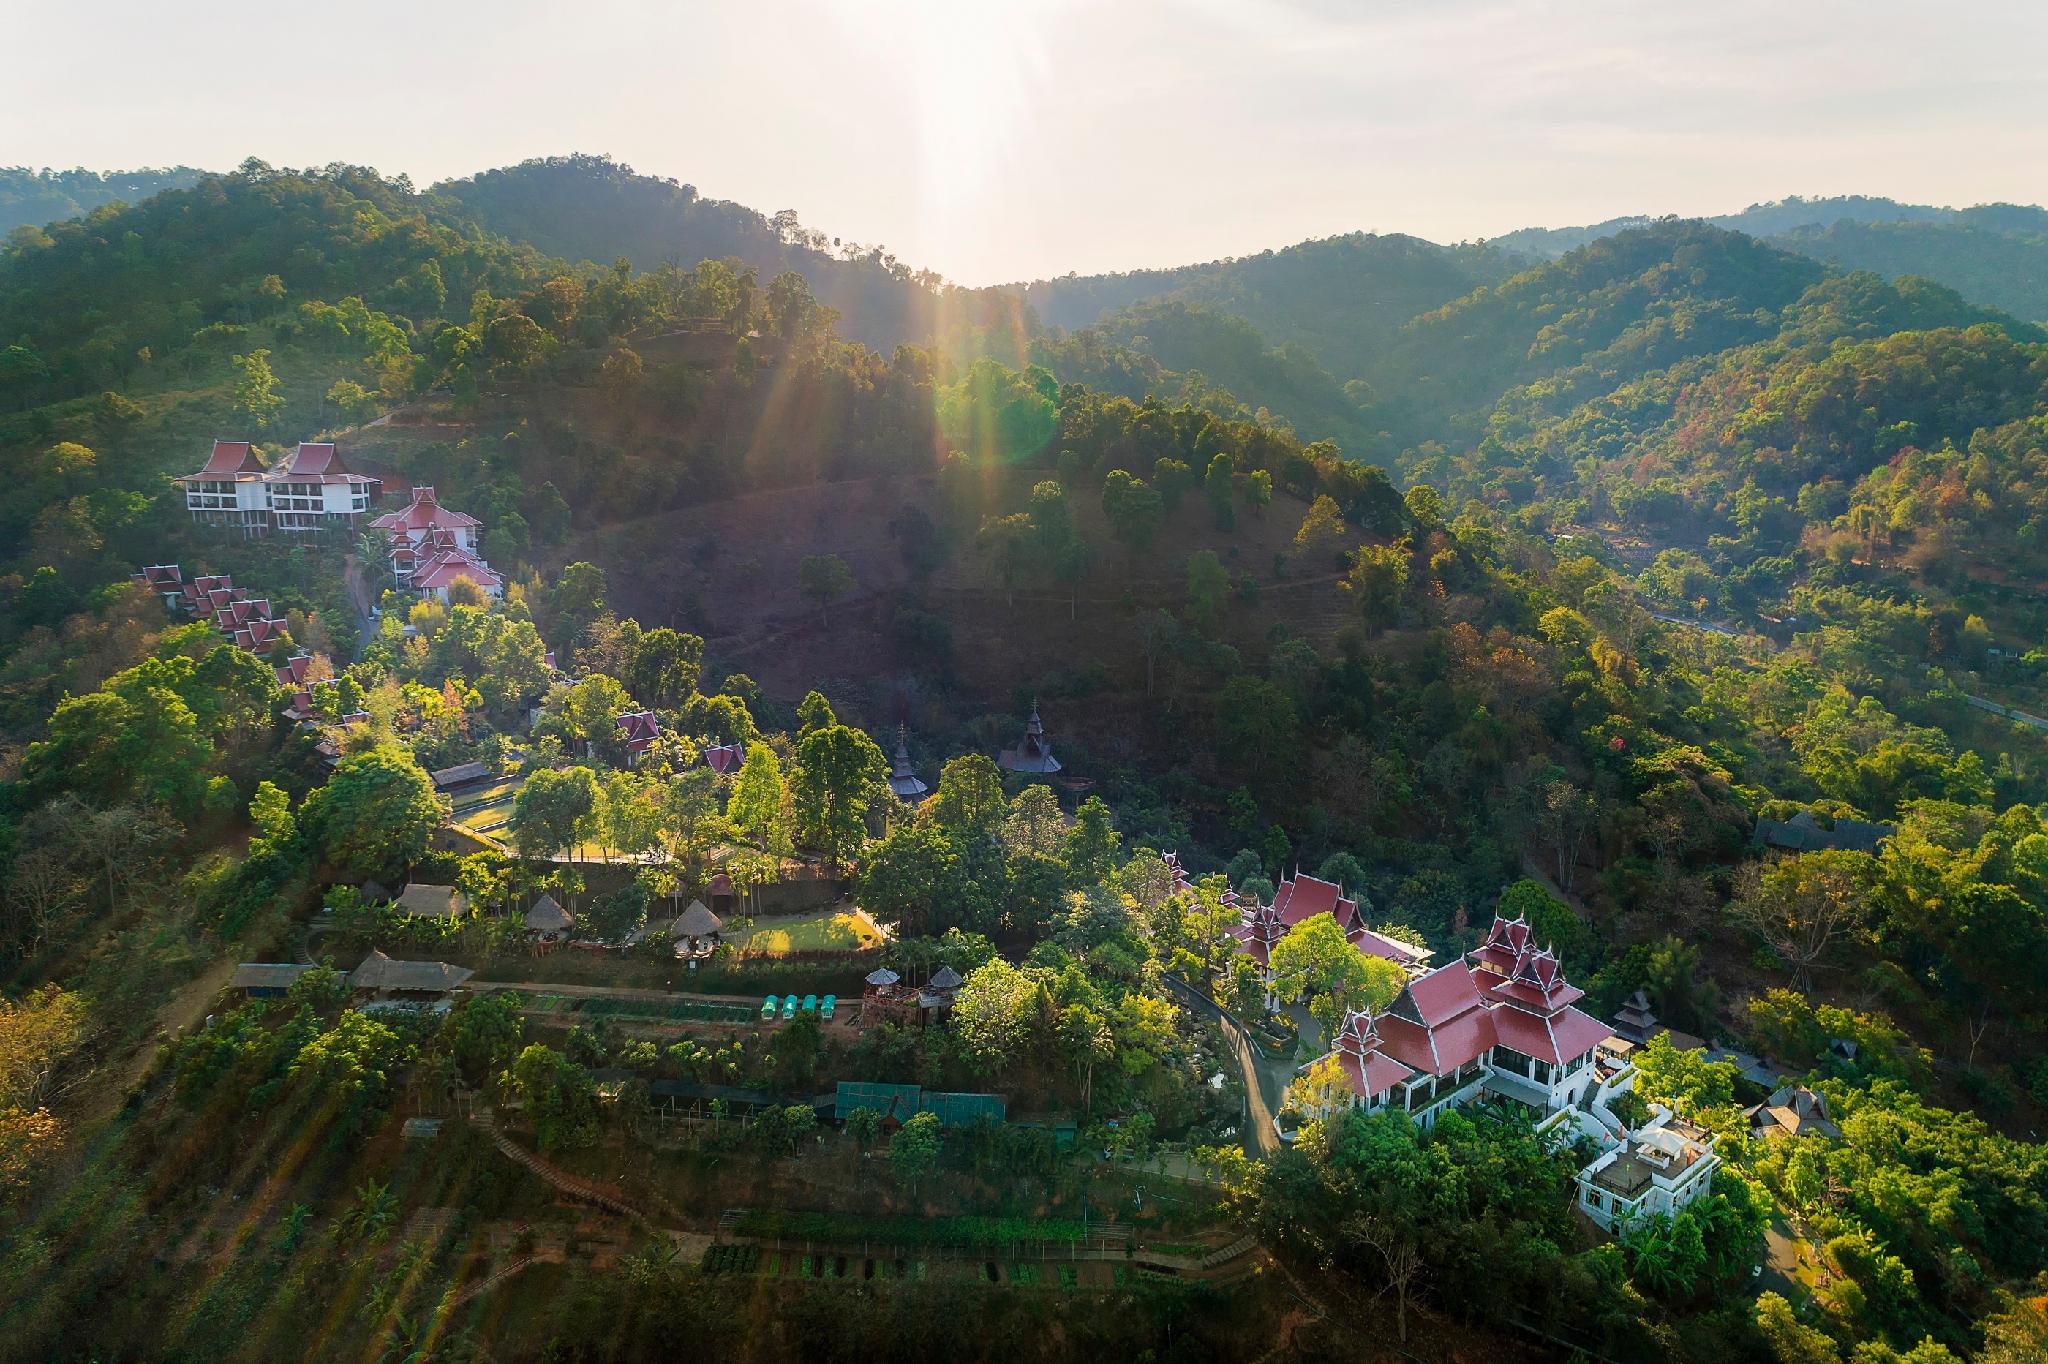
<box><xmin>1234</xmin><ymin>868</ymin><xmax>1433</xmax><ymax>1007</ymax></box>
<box><xmin>177</xmin><ymin>439</ymin><xmax>377</xmax><ymax>534</ymax></box>
<box><xmin>1295</xmin><ymin>908</ymin><xmax>1615</xmax><ymax>1134</ymax></box>
<box><xmin>132</xmin><ymin>564</ymin><xmax>186</xmax><ymax>608</ymax></box>
<box><xmin>615</xmin><ymin>710</ymin><xmax>660</xmax><ymax>761</ymax></box>
<box><xmin>371</xmin><ymin>487</ymin><xmax>499</xmax><ymax>600</ymax></box>
<box><xmin>265</xmin><ymin>442</ymin><xmax>377</xmax><ymax>532</ymax></box>
<box><xmin>176</xmin><ymin>440</ymin><xmax>271</xmax><ymax>533</ymax></box>
<box><xmin>705</xmin><ymin>742</ymin><xmax>744</xmax><ymax>775</ymax></box>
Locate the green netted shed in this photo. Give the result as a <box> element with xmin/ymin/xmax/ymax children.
<box><xmin>834</xmin><ymin>1081</ymin><xmax>1006</xmax><ymax>1127</ymax></box>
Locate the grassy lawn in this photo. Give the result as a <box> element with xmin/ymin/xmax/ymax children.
<box><xmin>451</xmin><ymin>776</ymin><xmax>524</xmax><ymax>811</ymax></box>
<box><xmin>736</xmin><ymin>911</ymin><xmax>881</xmax><ymax>955</ymax></box>
<box><xmin>454</xmin><ymin>801</ymin><xmax>515</xmax><ymax>832</ymax></box>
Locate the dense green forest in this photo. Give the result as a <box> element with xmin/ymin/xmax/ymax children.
<box><xmin>1495</xmin><ymin>196</ymin><xmax>2048</xmax><ymax>324</ymax></box>
<box><xmin>4</xmin><ymin>157</ymin><xmax>2048</xmax><ymax>1363</ymax></box>
<box><xmin>0</xmin><ymin>165</ymin><xmax>207</xmax><ymax>238</ymax></box>
<box><xmin>433</xmin><ymin>153</ymin><xmax>948</xmax><ymax>349</ymax></box>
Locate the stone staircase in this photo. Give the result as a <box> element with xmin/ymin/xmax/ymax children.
<box><xmin>1199</xmin><ymin>1234</ymin><xmax>1258</xmax><ymax>1269</ymax></box>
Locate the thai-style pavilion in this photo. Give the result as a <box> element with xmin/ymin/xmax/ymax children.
<box><xmin>1613</xmin><ymin>989</ymin><xmax>1660</xmax><ymax>1045</ymax></box>
<box><xmin>998</xmin><ymin>703</ymin><xmax>1061</xmax><ymax>774</ymax></box>
<box><xmin>887</xmin><ymin>726</ymin><xmax>928</xmax><ymax>801</ymax></box>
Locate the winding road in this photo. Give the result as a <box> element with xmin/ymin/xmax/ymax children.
<box><xmin>1166</xmin><ymin>978</ymin><xmax>1294</xmax><ymax>1157</ymax></box>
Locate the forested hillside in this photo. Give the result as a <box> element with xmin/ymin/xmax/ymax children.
<box><xmin>433</xmin><ymin>153</ymin><xmax>946</xmax><ymax>348</ymax></box>
<box><xmin>0</xmin><ymin>165</ymin><xmax>207</xmax><ymax>237</ymax></box>
<box><xmin>7</xmin><ymin>156</ymin><xmax>2048</xmax><ymax>1364</ymax></box>
<box><xmin>1494</xmin><ymin>196</ymin><xmax>2048</xmax><ymax>323</ymax></box>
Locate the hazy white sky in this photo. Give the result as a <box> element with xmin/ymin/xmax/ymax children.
<box><xmin>4</xmin><ymin>0</ymin><xmax>2044</xmax><ymax>284</ymax></box>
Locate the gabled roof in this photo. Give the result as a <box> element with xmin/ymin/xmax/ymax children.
<box><xmin>1490</xmin><ymin>1002</ymin><xmax>1612</xmax><ymax>1066</ymax></box>
<box><xmin>1398</xmin><ymin>962</ymin><xmax>1487</xmax><ymax>1028</ymax></box>
<box><xmin>392</xmin><ymin>883</ymin><xmax>464</xmax><ymax>919</ymax></box>
<box><xmin>1374</xmin><ymin>963</ymin><xmax>1497</xmax><ymax>1077</ymax></box>
<box><xmin>705</xmin><ymin>742</ymin><xmax>745</xmax><ymax>775</ymax></box>
<box><xmin>231</xmin><ymin>962</ymin><xmax>317</xmax><ymax>992</ymax></box>
<box><xmin>1377</xmin><ymin>1005</ymin><xmax>1497</xmax><ymax>1078</ymax></box>
<box><xmin>1753</xmin><ymin>1085</ymin><xmax>1840</xmax><ymax>1138</ymax></box>
<box><xmin>1269</xmin><ymin>872</ymin><xmax>1362</xmax><ymax>934</ymax></box>
<box><xmin>1755</xmin><ymin>809</ymin><xmax>1894</xmax><ymax>854</ymax></box>
<box><xmin>429</xmin><ymin>761</ymin><xmax>491</xmax><ymax>790</ymax></box>
<box><xmin>349</xmin><ymin>948</ymin><xmax>473</xmax><ymax>993</ymax></box>
<box><xmin>1335</xmin><ymin>1047</ymin><xmax>1417</xmax><ymax>1100</ymax></box>
<box><xmin>268</xmin><ymin>441</ymin><xmax>369</xmax><ymax>483</ymax></box>
<box><xmin>183</xmin><ymin>439</ymin><xmax>266</xmax><ymax>480</ymax></box>
<box><xmin>616</xmin><ymin>710</ymin><xmax>660</xmax><ymax>749</ymax></box>
<box><xmin>1351</xmin><ymin>926</ymin><xmax>1432</xmax><ymax>968</ymax></box>
<box><xmin>372</xmin><ymin>486</ymin><xmax>481</xmax><ymax>532</ymax></box>
<box><xmin>413</xmin><ymin>553</ymin><xmax>502</xmax><ymax>591</ymax></box>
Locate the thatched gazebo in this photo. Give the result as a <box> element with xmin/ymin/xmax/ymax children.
<box><xmin>671</xmin><ymin>899</ymin><xmax>724</xmax><ymax>958</ymax></box>
<box><xmin>524</xmin><ymin>893</ymin><xmax>573</xmax><ymax>945</ymax></box>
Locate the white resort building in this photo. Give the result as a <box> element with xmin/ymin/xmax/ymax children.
<box><xmin>1575</xmin><ymin>1109</ymin><xmax>1721</xmax><ymax>1232</ymax></box>
<box><xmin>175</xmin><ymin>440</ymin><xmax>377</xmax><ymax>534</ymax></box>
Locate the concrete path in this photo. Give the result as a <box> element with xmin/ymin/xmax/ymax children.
<box><xmin>1169</xmin><ymin>979</ymin><xmax>1291</xmax><ymax>1157</ymax></box>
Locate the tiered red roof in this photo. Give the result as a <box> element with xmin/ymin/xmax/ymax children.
<box><xmin>1329</xmin><ymin>1008</ymin><xmax>1416</xmax><ymax>1099</ymax></box>
<box><xmin>1375</xmin><ymin>964</ymin><xmax>1499</xmax><ymax>1078</ymax></box>
<box><xmin>1462</xmin><ymin>914</ymin><xmax>1610</xmax><ymax>1066</ymax></box>
<box><xmin>1235</xmin><ymin>870</ymin><xmax>1376</xmax><ymax>968</ymax></box>
<box><xmin>412</xmin><ymin>553</ymin><xmax>502</xmax><ymax>592</ymax></box>
<box><xmin>1269</xmin><ymin>872</ymin><xmax>1360</xmax><ymax>934</ymax></box>
<box><xmin>179</xmin><ymin>439</ymin><xmax>266</xmax><ymax>481</ymax></box>
<box><xmin>1313</xmin><ymin>909</ymin><xmax>1616</xmax><ymax>1106</ymax></box>
<box><xmin>372</xmin><ymin>486</ymin><xmax>480</xmax><ymax>533</ymax></box>
<box><xmin>135</xmin><ymin>564</ymin><xmax>184</xmax><ymax>594</ymax></box>
<box><xmin>268</xmin><ymin>441</ymin><xmax>372</xmax><ymax>484</ymax></box>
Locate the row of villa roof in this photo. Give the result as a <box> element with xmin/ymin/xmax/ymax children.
<box><xmin>132</xmin><ymin>564</ymin><xmax>298</xmax><ymax>658</ymax></box>
<box><xmin>134</xmin><ymin>565</ymin><xmax>368</xmax><ymax>732</ymax></box>
<box><xmin>177</xmin><ymin>440</ymin><xmax>502</xmax><ymax>603</ymax></box>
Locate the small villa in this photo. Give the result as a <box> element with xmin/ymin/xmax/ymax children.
<box><xmin>615</xmin><ymin>710</ymin><xmax>661</xmax><ymax>761</ymax></box>
<box><xmin>1576</xmin><ymin>1110</ymin><xmax>1721</xmax><ymax>1232</ymax></box>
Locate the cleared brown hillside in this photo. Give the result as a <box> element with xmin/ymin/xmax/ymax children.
<box><xmin>555</xmin><ymin>475</ymin><xmax>1371</xmax><ymax>738</ymax></box>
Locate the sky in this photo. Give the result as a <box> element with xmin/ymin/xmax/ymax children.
<box><xmin>4</xmin><ymin>0</ymin><xmax>2045</xmax><ymax>285</ymax></box>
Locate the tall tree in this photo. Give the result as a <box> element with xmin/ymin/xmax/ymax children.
<box><xmin>790</xmin><ymin>724</ymin><xmax>886</xmax><ymax>870</ymax></box>
<box><xmin>301</xmin><ymin>745</ymin><xmax>446</xmax><ymax>879</ymax></box>
<box><xmin>797</xmin><ymin>554</ymin><xmax>855</xmax><ymax>626</ymax></box>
